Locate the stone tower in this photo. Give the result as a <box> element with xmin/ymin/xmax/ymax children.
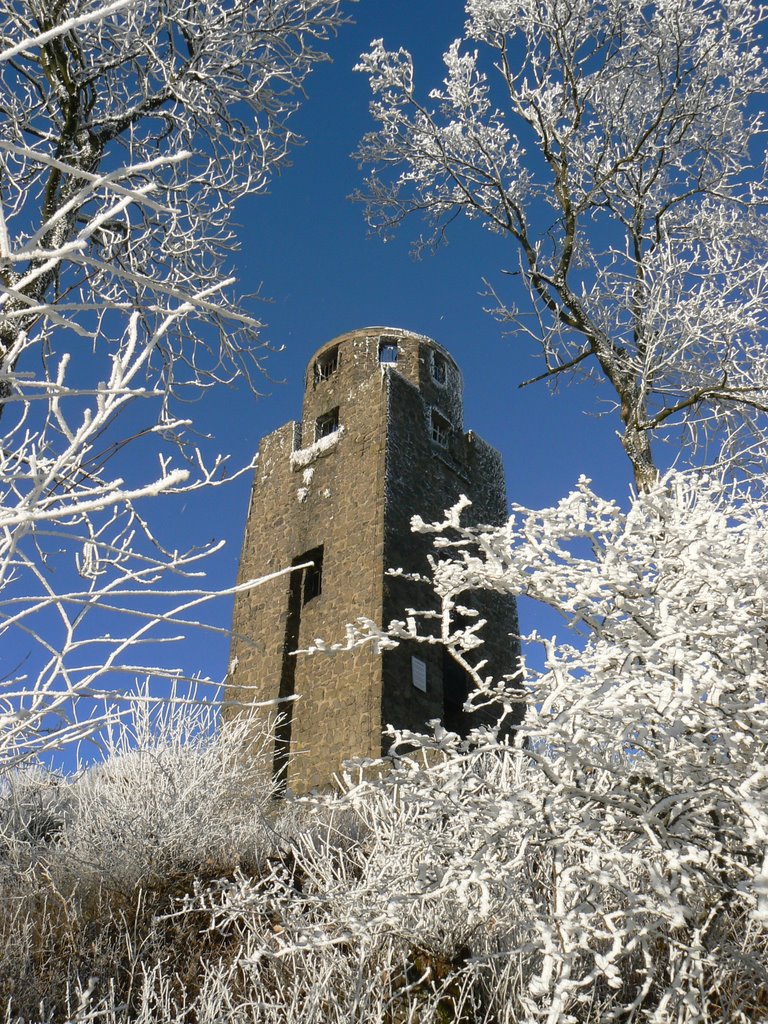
<box><xmin>227</xmin><ymin>327</ymin><xmax>519</xmax><ymax>792</ymax></box>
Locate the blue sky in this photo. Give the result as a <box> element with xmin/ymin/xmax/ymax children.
<box><xmin>175</xmin><ymin>0</ymin><xmax>637</xmax><ymax>690</ymax></box>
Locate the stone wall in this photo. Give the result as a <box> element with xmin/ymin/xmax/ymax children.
<box><xmin>381</xmin><ymin>364</ymin><xmax>519</xmax><ymax>741</ymax></box>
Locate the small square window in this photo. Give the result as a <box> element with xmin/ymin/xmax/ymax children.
<box><xmin>315</xmin><ymin>346</ymin><xmax>339</xmax><ymax>382</ymax></box>
<box><xmin>430</xmin><ymin>409</ymin><xmax>451</xmax><ymax>447</ymax></box>
<box><xmin>431</xmin><ymin>352</ymin><xmax>447</xmax><ymax>384</ymax></box>
<box><xmin>379</xmin><ymin>338</ymin><xmax>398</xmax><ymax>364</ymax></box>
<box><xmin>315</xmin><ymin>408</ymin><xmax>339</xmax><ymax>440</ymax></box>
<box><xmin>411</xmin><ymin>656</ymin><xmax>427</xmax><ymax>692</ymax></box>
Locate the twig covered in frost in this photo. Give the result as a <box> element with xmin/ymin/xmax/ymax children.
<box><xmin>355</xmin><ymin>0</ymin><xmax>768</xmax><ymax>489</ymax></box>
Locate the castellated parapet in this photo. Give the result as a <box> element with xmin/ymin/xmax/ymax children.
<box><xmin>227</xmin><ymin>327</ymin><xmax>520</xmax><ymax>792</ymax></box>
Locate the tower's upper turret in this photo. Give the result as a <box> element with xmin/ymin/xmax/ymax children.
<box><xmin>302</xmin><ymin>327</ymin><xmax>464</xmax><ymax>436</ymax></box>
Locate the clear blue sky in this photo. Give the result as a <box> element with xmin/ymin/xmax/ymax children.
<box><xmin>175</xmin><ymin>0</ymin><xmax>635</xmax><ymax>692</ymax></box>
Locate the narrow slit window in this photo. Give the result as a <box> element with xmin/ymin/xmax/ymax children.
<box><xmin>300</xmin><ymin>545</ymin><xmax>324</xmax><ymax>604</ymax></box>
<box><xmin>430</xmin><ymin>409</ymin><xmax>451</xmax><ymax>447</ymax></box>
<box><xmin>431</xmin><ymin>352</ymin><xmax>447</xmax><ymax>384</ymax></box>
<box><xmin>315</xmin><ymin>407</ymin><xmax>339</xmax><ymax>440</ymax></box>
<box><xmin>315</xmin><ymin>346</ymin><xmax>339</xmax><ymax>382</ymax></box>
<box><xmin>379</xmin><ymin>338</ymin><xmax>398</xmax><ymax>364</ymax></box>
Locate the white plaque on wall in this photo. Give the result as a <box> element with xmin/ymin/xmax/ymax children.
<box><xmin>411</xmin><ymin>656</ymin><xmax>427</xmax><ymax>692</ymax></box>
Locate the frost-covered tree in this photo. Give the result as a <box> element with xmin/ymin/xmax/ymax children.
<box><xmin>347</xmin><ymin>7</ymin><xmax>768</xmax><ymax>1014</ymax></box>
<box><xmin>0</xmin><ymin>0</ymin><xmax>348</xmax><ymax>765</ymax></box>
<box><xmin>355</xmin><ymin>0</ymin><xmax>768</xmax><ymax>490</ymax></box>
<box><xmin>295</xmin><ymin>473</ymin><xmax>768</xmax><ymax>1021</ymax></box>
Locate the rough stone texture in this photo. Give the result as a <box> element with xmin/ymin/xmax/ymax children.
<box><xmin>227</xmin><ymin>328</ymin><xmax>520</xmax><ymax>792</ymax></box>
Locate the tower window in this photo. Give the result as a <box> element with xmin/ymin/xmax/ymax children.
<box><xmin>443</xmin><ymin>647</ymin><xmax>473</xmax><ymax>735</ymax></box>
<box><xmin>430</xmin><ymin>409</ymin><xmax>451</xmax><ymax>447</ymax></box>
<box><xmin>315</xmin><ymin>407</ymin><xmax>339</xmax><ymax>440</ymax></box>
<box><xmin>431</xmin><ymin>352</ymin><xmax>447</xmax><ymax>385</ymax></box>
<box><xmin>301</xmin><ymin>546</ymin><xmax>324</xmax><ymax>603</ymax></box>
<box><xmin>315</xmin><ymin>346</ymin><xmax>339</xmax><ymax>382</ymax></box>
<box><xmin>379</xmin><ymin>338</ymin><xmax>398</xmax><ymax>364</ymax></box>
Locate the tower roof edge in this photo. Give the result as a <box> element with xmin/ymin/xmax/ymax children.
<box><xmin>306</xmin><ymin>326</ymin><xmax>461</xmax><ymax>377</ymax></box>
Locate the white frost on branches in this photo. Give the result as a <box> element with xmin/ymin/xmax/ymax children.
<box><xmin>3</xmin><ymin>470</ymin><xmax>768</xmax><ymax>1022</ymax></box>
<box><xmin>295</xmin><ymin>472</ymin><xmax>768</xmax><ymax>1021</ymax></box>
<box><xmin>355</xmin><ymin>0</ymin><xmax>768</xmax><ymax>489</ymax></box>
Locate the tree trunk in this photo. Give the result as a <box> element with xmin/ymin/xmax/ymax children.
<box><xmin>621</xmin><ymin>419</ymin><xmax>658</xmax><ymax>493</ymax></box>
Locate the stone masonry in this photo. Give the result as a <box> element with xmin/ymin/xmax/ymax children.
<box><xmin>227</xmin><ymin>327</ymin><xmax>520</xmax><ymax>792</ymax></box>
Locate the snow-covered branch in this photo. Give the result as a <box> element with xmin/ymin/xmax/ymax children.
<box><xmin>0</xmin><ymin>0</ymin><xmax>349</xmax><ymax>764</ymax></box>
<box><xmin>355</xmin><ymin>0</ymin><xmax>768</xmax><ymax>489</ymax></box>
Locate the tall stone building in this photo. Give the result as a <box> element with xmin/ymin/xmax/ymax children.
<box><xmin>227</xmin><ymin>327</ymin><xmax>519</xmax><ymax>792</ymax></box>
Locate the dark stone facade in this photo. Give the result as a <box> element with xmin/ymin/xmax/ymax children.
<box><xmin>227</xmin><ymin>328</ymin><xmax>520</xmax><ymax>792</ymax></box>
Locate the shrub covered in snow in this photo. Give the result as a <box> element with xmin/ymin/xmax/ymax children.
<box><xmin>293</xmin><ymin>471</ymin><xmax>768</xmax><ymax>1022</ymax></box>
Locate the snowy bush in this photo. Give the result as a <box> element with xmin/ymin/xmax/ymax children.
<box><xmin>287</xmin><ymin>471</ymin><xmax>768</xmax><ymax>1022</ymax></box>
<box><xmin>0</xmin><ymin>701</ymin><xmax>285</xmax><ymax>1020</ymax></box>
